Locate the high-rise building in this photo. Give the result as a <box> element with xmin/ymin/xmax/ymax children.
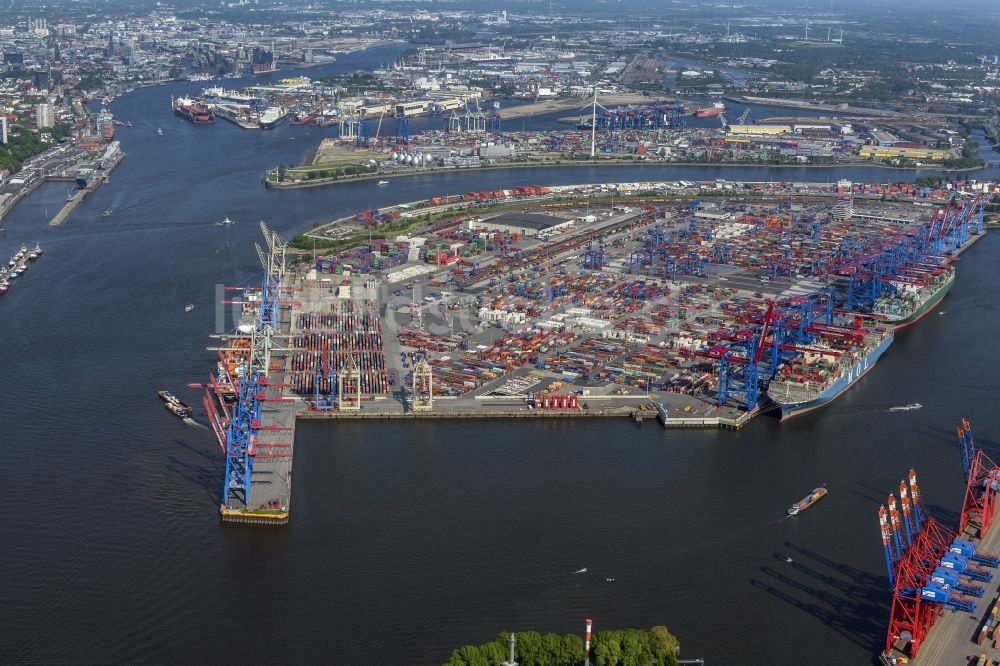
<box><xmin>36</xmin><ymin>103</ymin><xmax>54</xmax><ymax>128</ymax></box>
<box><xmin>0</xmin><ymin>116</ymin><xmax>7</xmax><ymax>145</ymax></box>
<box><xmin>32</xmin><ymin>70</ymin><xmax>49</xmax><ymax>91</ymax></box>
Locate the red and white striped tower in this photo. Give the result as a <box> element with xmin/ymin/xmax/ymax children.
<box><xmin>585</xmin><ymin>618</ymin><xmax>593</xmax><ymax>666</ymax></box>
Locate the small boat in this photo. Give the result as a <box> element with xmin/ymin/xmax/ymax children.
<box><xmin>572</xmin><ymin>568</ymin><xmax>587</xmax><ymax>574</ymax></box>
<box><xmin>889</xmin><ymin>403</ymin><xmax>922</xmax><ymax>412</ymax></box>
<box><xmin>102</xmin><ymin>209</ymin><xmax>113</xmax><ymax>217</ymax></box>
<box><xmin>156</xmin><ymin>127</ymin><xmax>163</xmax><ymax>136</ymax></box>
<box><xmin>788</xmin><ymin>487</ymin><xmax>827</xmax><ymax>516</ymax></box>
<box><xmin>126</xmin><ymin>121</ymin><xmax>133</xmax><ymax>127</ymax></box>
<box><xmin>377</xmin><ymin>179</ymin><xmax>390</xmax><ymax>186</ymax></box>
<box><xmin>184</xmin><ymin>304</ymin><xmax>195</xmax><ymax>312</ymax></box>
<box><xmin>31</xmin><ymin>244</ymin><xmax>42</xmax><ymax>257</ymax></box>
<box><xmin>219</xmin><ymin>216</ymin><xmax>235</xmax><ymax>226</ymax></box>
<box><xmin>158</xmin><ymin>390</ymin><xmax>192</xmax><ymax>417</ymax></box>
<box><xmin>0</xmin><ymin>282</ymin><xmax>9</xmax><ymax>294</ymax></box>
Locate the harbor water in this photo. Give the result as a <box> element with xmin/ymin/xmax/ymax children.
<box><xmin>2</xmin><ymin>44</ymin><xmax>1000</xmax><ymax>664</ymax></box>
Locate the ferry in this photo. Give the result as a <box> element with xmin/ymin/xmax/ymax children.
<box><xmin>158</xmin><ymin>390</ymin><xmax>193</xmax><ymax>418</ymax></box>
<box><xmin>872</xmin><ymin>269</ymin><xmax>954</xmax><ymax>330</ymax></box>
<box><xmin>788</xmin><ymin>487</ymin><xmax>827</xmax><ymax>515</ymax></box>
<box><xmin>767</xmin><ymin>326</ymin><xmax>894</xmax><ymax>419</ymax></box>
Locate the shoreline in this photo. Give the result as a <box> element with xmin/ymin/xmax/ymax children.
<box><xmin>266</xmin><ymin>158</ymin><xmax>986</xmax><ymax>190</ymax></box>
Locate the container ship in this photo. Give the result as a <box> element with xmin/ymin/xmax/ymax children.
<box><xmin>872</xmin><ymin>267</ymin><xmax>955</xmax><ymax>330</ymax></box>
<box><xmin>695</xmin><ymin>102</ymin><xmax>725</xmax><ymax>118</ymax></box>
<box><xmin>788</xmin><ymin>487</ymin><xmax>827</xmax><ymax>515</ymax></box>
<box><xmin>258</xmin><ymin>106</ymin><xmax>288</xmax><ymax>130</ymax></box>
<box><xmin>172</xmin><ymin>96</ymin><xmax>215</xmax><ymax>124</ymax></box>
<box><xmin>767</xmin><ymin>325</ymin><xmax>894</xmax><ymax>419</ymax></box>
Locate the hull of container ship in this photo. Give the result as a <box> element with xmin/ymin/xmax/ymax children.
<box><xmin>769</xmin><ymin>333</ymin><xmax>894</xmax><ymax>420</ymax></box>
<box><xmin>887</xmin><ymin>274</ymin><xmax>954</xmax><ymax>331</ymax></box>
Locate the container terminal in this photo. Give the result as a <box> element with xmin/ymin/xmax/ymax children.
<box><xmin>187</xmin><ymin>178</ymin><xmax>990</xmax><ymax>525</ymax></box>
<box><xmin>878</xmin><ymin>421</ymin><xmax>1000</xmax><ymax>666</ymax></box>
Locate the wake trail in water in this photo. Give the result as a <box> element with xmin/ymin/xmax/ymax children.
<box><xmin>888</xmin><ymin>403</ymin><xmax>922</xmax><ymax>412</ymax></box>
<box><xmin>183</xmin><ymin>418</ymin><xmax>209</xmax><ymax>430</ymax></box>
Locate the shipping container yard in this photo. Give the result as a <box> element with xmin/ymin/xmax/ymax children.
<box><xmin>194</xmin><ymin>179</ymin><xmax>990</xmax><ymax>524</ymax></box>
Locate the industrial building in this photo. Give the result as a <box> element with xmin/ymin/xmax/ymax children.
<box><xmin>858</xmin><ymin>145</ymin><xmax>950</xmax><ymax>160</ymax></box>
<box><xmin>467</xmin><ymin>212</ymin><xmax>573</xmax><ymax>237</ymax></box>
<box><xmin>727</xmin><ymin>124</ymin><xmax>791</xmax><ymax>136</ymax></box>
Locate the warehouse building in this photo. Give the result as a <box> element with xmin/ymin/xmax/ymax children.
<box><xmin>467</xmin><ymin>212</ymin><xmax>573</xmax><ymax>237</ymax></box>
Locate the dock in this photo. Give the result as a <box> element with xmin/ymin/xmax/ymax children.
<box><xmin>198</xmin><ymin>183</ymin><xmax>991</xmax><ymax>527</ymax></box>
<box><xmin>48</xmin><ymin>151</ymin><xmax>124</xmax><ymax>227</ymax></box>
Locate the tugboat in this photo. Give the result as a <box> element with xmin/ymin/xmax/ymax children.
<box><xmin>158</xmin><ymin>390</ymin><xmax>193</xmax><ymax>418</ymax></box>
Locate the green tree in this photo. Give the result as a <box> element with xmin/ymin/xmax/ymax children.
<box><xmin>649</xmin><ymin>626</ymin><xmax>680</xmax><ymax>666</ymax></box>
<box><xmin>620</xmin><ymin>630</ymin><xmax>652</xmax><ymax>665</ymax></box>
<box><xmin>592</xmin><ymin>630</ymin><xmax>623</xmax><ymax>666</ymax></box>
<box><xmin>559</xmin><ymin>634</ymin><xmax>585</xmax><ymax>664</ymax></box>
<box><xmin>445</xmin><ymin>645</ymin><xmax>489</xmax><ymax>666</ymax></box>
<box><xmin>540</xmin><ymin>633</ymin><xmax>562</xmax><ymax>666</ymax></box>
<box><xmin>477</xmin><ymin>638</ymin><xmax>508</xmax><ymax>665</ymax></box>
<box><xmin>276</xmin><ymin>164</ymin><xmax>285</xmax><ymax>181</ymax></box>
<box><xmin>515</xmin><ymin>631</ymin><xmax>544</xmax><ymax>666</ymax></box>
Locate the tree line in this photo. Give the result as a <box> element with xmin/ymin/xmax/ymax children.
<box><xmin>443</xmin><ymin>626</ymin><xmax>680</xmax><ymax>666</ymax></box>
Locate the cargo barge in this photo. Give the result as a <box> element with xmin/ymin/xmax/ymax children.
<box><xmin>159</xmin><ymin>390</ymin><xmax>193</xmax><ymax>417</ymax></box>
<box><xmin>767</xmin><ymin>326</ymin><xmax>894</xmax><ymax>420</ymax></box>
<box><xmin>788</xmin><ymin>487</ymin><xmax>827</xmax><ymax>515</ymax></box>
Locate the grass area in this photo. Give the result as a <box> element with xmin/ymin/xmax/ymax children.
<box><xmin>305</xmin><ymin>141</ymin><xmax>381</xmax><ymax>170</ymax></box>
<box><xmin>291</xmin><ymin>203</ymin><xmax>508</xmax><ymax>253</ymax></box>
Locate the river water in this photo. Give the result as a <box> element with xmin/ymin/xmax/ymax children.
<box><xmin>1</xmin><ymin>44</ymin><xmax>999</xmax><ymax>664</ymax></box>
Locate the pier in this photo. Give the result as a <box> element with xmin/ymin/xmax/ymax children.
<box><xmin>48</xmin><ymin>151</ymin><xmax>124</xmax><ymax>227</ymax></box>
